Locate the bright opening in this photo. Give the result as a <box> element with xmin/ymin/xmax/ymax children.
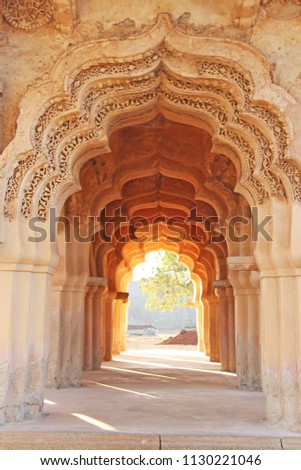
<box><xmin>126</xmin><ymin>250</ymin><xmax>198</xmax><ymax>352</ymax></box>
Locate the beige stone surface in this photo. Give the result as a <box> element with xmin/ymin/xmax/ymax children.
<box><xmin>161</xmin><ymin>436</ymin><xmax>281</xmax><ymax>450</ymax></box>
<box><xmin>282</xmin><ymin>438</ymin><xmax>301</xmax><ymax>450</ymax></box>
<box><xmin>0</xmin><ymin>432</ymin><xmax>159</xmax><ymax>450</ymax></box>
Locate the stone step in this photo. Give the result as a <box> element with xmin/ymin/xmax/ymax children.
<box><xmin>0</xmin><ymin>432</ymin><xmax>300</xmax><ymax>450</ymax></box>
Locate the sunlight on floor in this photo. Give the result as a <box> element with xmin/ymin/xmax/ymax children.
<box><xmin>113</xmin><ymin>357</ymin><xmax>236</xmax><ymax>377</ymax></box>
<box><xmin>72</xmin><ymin>413</ymin><xmax>118</xmax><ymax>432</ymax></box>
<box><xmin>84</xmin><ymin>380</ymin><xmax>161</xmax><ymax>399</ymax></box>
<box><xmin>43</xmin><ymin>399</ymin><xmax>56</xmax><ymax>405</ymax></box>
<box><xmin>102</xmin><ymin>365</ymin><xmax>176</xmax><ymax>380</ymax></box>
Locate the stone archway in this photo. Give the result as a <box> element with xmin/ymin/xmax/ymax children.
<box><xmin>1</xmin><ymin>14</ymin><xmax>301</xmax><ymax>430</ymax></box>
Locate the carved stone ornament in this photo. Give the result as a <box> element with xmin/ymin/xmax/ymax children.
<box><xmin>3</xmin><ymin>0</ymin><xmax>53</xmax><ymax>30</ymax></box>
<box><xmin>261</xmin><ymin>0</ymin><xmax>301</xmax><ymax>19</ymax></box>
<box><xmin>2</xmin><ymin>14</ymin><xmax>301</xmax><ymax>221</ymax></box>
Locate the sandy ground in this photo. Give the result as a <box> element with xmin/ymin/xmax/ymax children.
<box><xmin>126</xmin><ymin>332</ymin><xmax>197</xmax><ymax>351</ymax></box>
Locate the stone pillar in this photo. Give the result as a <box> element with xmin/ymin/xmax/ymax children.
<box><xmin>113</xmin><ymin>292</ymin><xmax>129</xmax><ymax>355</ymax></box>
<box><xmin>228</xmin><ymin>259</ymin><xmax>261</xmax><ymax>390</ymax></box>
<box><xmin>92</xmin><ymin>283</ymin><xmax>107</xmax><ymax>369</ymax></box>
<box><xmin>206</xmin><ymin>294</ymin><xmax>220</xmax><ymax>363</ymax></box>
<box><xmin>196</xmin><ymin>301</ymin><xmax>205</xmax><ymax>353</ymax></box>
<box><xmin>0</xmin><ymin>81</ymin><xmax>3</xmax><ymax>153</ymax></box>
<box><xmin>0</xmin><ymin>223</ymin><xmax>54</xmax><ymax>423</ymax></box>
<box><xmin>120</xmin><ymin>297</ymin><xmax>129</xmax><ymax>352</ymax></box>
<box><xmin>83</xmin><ymin>277</ymin><xmax>107</xmax><ymax>370</ymax></box>
<box><xmin>255</xmin><ymin>199</ymin><xmax>301</xmax><ymax>429</ymax></box>
<box><xmin>47</xmin><ymin>285</ymin><xmax>62</xmax><ymax>387</ymax></box>
<box><xmin>214</xmin><ymin>282</ymin><xmax>228</xmax><ymax>371</ymax></box>
<box><xmin>83</xmin><ymin>286</ymin><xmax>96</xmax><ymax>370</ymax></box>
<box><xmin>214</xmin><ymin>280</ymin><xmax>236</xmax><ymax>372</ymax></box>
<box><xmin>202</xmin><ymin>296</ymin><xmax>211</xmax><ymax>356</ymax></box>
<box><xmin>47</xmin><ymin>227</ymin><xmax>90</xmax><ymax>387</ymax></box>
<box><xmin>226</xmin><ymin>286</ymin><xmax>236</xmax><ymax>373</ymax></box>
<box><xmin>102</xmin><ymin>292</ymin><xmax>116</xmax><ymax>361</ymax></box>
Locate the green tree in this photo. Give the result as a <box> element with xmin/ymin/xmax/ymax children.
<box><xmin>139</xmin><ymin>251</ymin><xmax>194</xmax><ymax>312</ymax></box>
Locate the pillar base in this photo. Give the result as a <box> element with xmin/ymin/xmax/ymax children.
<box><xmin>0</xmin><ymin>403</ymin><xmax>42</xmax><ymax>424</ymax></box>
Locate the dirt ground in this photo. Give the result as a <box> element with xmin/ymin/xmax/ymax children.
<box><xmin>126</xmin><ymin>332</ymin><xmax>197</xmax><ymax>351</ymax></box>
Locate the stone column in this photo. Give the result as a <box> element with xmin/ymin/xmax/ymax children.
<box><xmin>92</xmin><ymin>282</ymin><xmax>108</xmax><ymax>369</ymax></box>
<box><xmin>113</xmin><ymin>292</ymin><xmax>129</xmax><ymax>355</ymax></box>
<box><xmin>83</xmin><ymin>277</ymin><xmax>107</xmax><ymax>370</ymax></box>
<box><xmin>196</xmin><ymin>301</ymin><xmax>205</xmax><ymax>353</ymax></box>
<box><xmin>214</xmin><ymin>281</ymin><xmax>230</xmax><ymax>371</ymax></box>
<box><xmin>102</xmin><ymin>291</ymin><xmax>116</xmax><ymax>361</ymax></box>
<box><xmin>226</xmin><ymin>286</ymin><xmax>236</xmax><ymax>373</ymax></box>
<box><xmin>0</xmin><ymin>222</ymin><xmax>54</xmax><ymax>423</ymax></box>
<box><xmin>214</xmin><ymin>280</ymin><xmax>235</xmax><ymax>372</ymax></box>
<box><xmin>202</xmin><ymin>296</ymin><xmax>211</xmax><ymax>356</ymax></box>
<box><xmin>120</xmin><ymin>298</ymin><xmax>129</xmax><ymax>352</ymax></box>
<box><xmin>206</xmin><ymin>294</ymin><xmax>220</xmax><ymax>363</ymax></box>
<box><xmin>83</xmin><ymin>286</ymin><xmax>96</xmax><ymax>371</ymax></box>
<box><xmin>0</xmin><ymin>81</ymin><xmax>3</xmax><ymax>153</ymax></box>
<box><xmin>228</xmin><ymin>258</ymin><xmax>261</xmax><ymax>390</ymax></box>
<box><xmin>48</xmin><ymin>229</ymin><xmax>90</xmax><ymax>387</ymax></box>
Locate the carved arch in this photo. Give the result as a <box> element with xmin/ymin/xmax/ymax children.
<box><xmin>1</xmin><ymin>14</ymin><xmax>300</xmax><ymax>225</ymax></box>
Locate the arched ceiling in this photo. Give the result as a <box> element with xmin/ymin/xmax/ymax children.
<box><xmin>63</xmin><ymin>116</ymin><xmax>240</xmax><ymax>291</ymax></box>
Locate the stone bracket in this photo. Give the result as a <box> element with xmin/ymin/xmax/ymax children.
<box><xmin>87</xmin><ymin>276</ymin><xmax>108</xmax><ymax>287</ymax></box>
<box><xmin>53</xmin><ymin>0</ymin><xmax>78</xmax><ymax>34</ymax></box>
<box><xmin>227</xmin><ymin>256</ymin><xmax>258</xmax><ymax>271</ymax></box>
<box><xmin>213</xmin><ymin>279</ymin><xmax>232</xmax><ymax>289</ymax></box>
<box><xmin>232</xmin><ymin>0</ymin><xmax>261</xmax><ymax>28</ymax></box>
<box><xmin>115</xmin><ymin>292</ymin><xmax>129</xmax><ymax>302</ymax></box>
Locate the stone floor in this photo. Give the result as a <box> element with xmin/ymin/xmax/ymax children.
<box><xmin>2</xmin><ymin>345</ymin><xmax>301</xmax><ymax>441</ymax></box>
<box><xmin>1</xmin><ymin>341</ymin><xmax>301</xmax><ymax>449</ymax></box>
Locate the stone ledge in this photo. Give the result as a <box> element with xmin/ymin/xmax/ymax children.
<box><xmin>0</xmin><ymin>432</ymin><xmax>286</xmax><ymax>450</ymax></box>
<box><xmin>161</xmin><ymin>435</ymin><xmax>282</xmax><ymax>450</ymax></box>
<box><xmin>281</xmin><ymin>437</ymin><xmax>301</xmax><ymax>450</ymax></box>
<box><xmin>0</xmin><ymin>432</ymin><xmax>159</xmax><ymax>450</ymax></box>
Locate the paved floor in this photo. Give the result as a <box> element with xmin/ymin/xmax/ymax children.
<box><xmin>2</xmin><ymin>348</ymin><xmax>301</xmax><ymax>439</ymax></box>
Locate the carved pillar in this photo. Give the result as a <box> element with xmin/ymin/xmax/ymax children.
<box><xmin>83</xmin><ymin>277</ymin><xmax>107</xmax><ymax>370</ymax></box>
<box><xmin>206</xmin><ymin>293</ymin><xmax>221</xmax><ymax>363</ymax></box>
<box><xmin>195</xmin><ymin>301</ymin><xmax>205</xmax><ymax>353</ymax></box>
<box><xmin>113</xmin><ymin>292</ymin><xmax>129</xmax><ymax>355</ymax></box>
<box><xmin>48</xmin><ymin>225</ymin><xmax>90</xmax><ymax>387</ymax></box>
<box><xmin>83</xmin><ymin>286</ymin><xmax>96</xmax><ymax>371</ymax></box>
<box><xmin>226</xmin><ymin>286</ymin><xmax>236</xmax><ymax>373</ymax></box>
<box><xmin>214</xmin><ymin>281</ymin><xmax>230</xmax><ymax>371</ymax></box>
<box><xmin>255</xmin><ymin>199</ymin><xmax>301</xmax><ymax>429</ymax></box>
<box><xmin>120</xmin><ymin>297</ymin><xmax>129</xmax><ymax>352</ymax></box>
<box><xmin>0</xmin><ymin>220</ymin><xmax>54</xmax><ymax>423</ymax></box>
<box><xmin>214</xmin><ymin>280</ymin><xmax>236</xmax><ymax>372</ymax></box>
<box><xmin>102</xmin><ymin>291</ymin><xmax>116</xmax><ymax>361</ymax></box>
<box><xmin>202</xmin><ymin>296</ymin><xmax>211</xmax><ymax>356</ymax></box>
<box><xmin>0</xmin><ymin>81</ymin><xmax>3</xmax><ymax>153</ymax></box>
<box><xmin>229</xmin><ymin>257</ymin><xmax>261</xmax><ymax>390</ymax></box>
<box><xmin>92</xmin><ymin>283</ymin><xmax>107</xmax><ymax>369</ymax></box>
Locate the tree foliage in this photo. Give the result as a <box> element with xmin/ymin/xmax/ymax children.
<box><xmin>139</xmin><ymin>251</ymin><xmax>194</xmax><ymax>312</ymax></box>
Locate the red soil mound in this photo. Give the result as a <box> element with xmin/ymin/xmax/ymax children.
<box><xmin>159</xmin><ymin>329</ymin><xmax>198</xmax><ymax>345</ymax></box>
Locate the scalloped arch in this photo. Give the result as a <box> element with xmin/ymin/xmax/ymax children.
<box><xmin>2</xmin><ymin>13</ymin><xmax>301</xmax><ymax>222</ymax></box>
